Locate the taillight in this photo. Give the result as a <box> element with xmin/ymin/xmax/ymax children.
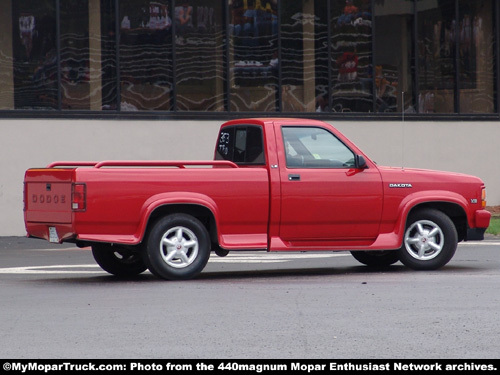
<box><xmin>72</xmin><ymin>183</ymin><xmax>86</xmax><ymax>211</ymax></box>
<box><xmin>481</xmin><ymin>187</ymin><xmax>487</xmax><ymax>208</ymax></box>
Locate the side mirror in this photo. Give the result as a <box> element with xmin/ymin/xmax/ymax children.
<box><xmin>356</xmin><ymin>155</ymin><xmax>368</xmax><ymax>169</ymax></box>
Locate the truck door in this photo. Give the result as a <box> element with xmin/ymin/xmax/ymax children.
<box><xmin>278</xmin><ymin>126</ymin><xmax>383</xmax><ymax>243</ymax></box>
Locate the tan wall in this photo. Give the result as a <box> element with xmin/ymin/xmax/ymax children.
<box><xmin>1</xmin><ymin>118</ymin><xmax>498</xmax><ymax>236</ymax></box>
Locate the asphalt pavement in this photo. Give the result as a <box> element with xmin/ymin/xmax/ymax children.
<box><xmin>0</xmin><ymin>236</ymin><xmax>76</xmax><ymax>250</ymax></box>
<box><xmin>1</xmin><ymin>236</ymin><xmax>500</xmax><ymax>359</ymax></box>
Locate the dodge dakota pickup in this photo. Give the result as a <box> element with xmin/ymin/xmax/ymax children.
<box><xmin>24</xmin><ymin>118</ymin><xmax>491</xmax><ymax>280</ymax></box>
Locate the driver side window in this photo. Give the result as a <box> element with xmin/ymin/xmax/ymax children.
<box><xmin>282</xmin><ymin>126</ymin><xmax>355</xmax><ymax>168</ymax></box>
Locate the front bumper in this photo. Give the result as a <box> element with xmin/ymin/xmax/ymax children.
<box><xmin>466</xmin><ymin>209</ymin><xmax>491</xmax><ymax>241</ymax></box>
<box><xmin>466</xmin><ymin>227</ymin><xmax>487</xmax><ymax>241</ymax></box>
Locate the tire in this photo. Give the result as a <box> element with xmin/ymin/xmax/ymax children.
<box><xmin>398</xmin><ymin>208</ymin><xmax>457</xmax><ymax>270</ymax></box>
<box><xmin>351</xmin><ymin>250</ymin><xmax>399</xmax><ymax>267</ymax></box>
<box><xmin>143</xmin><ymin>214</ymin><xmax>210</xmax><ymax>280</ymax></box>
<box><xmin>92</xmin><ymin>243</ymin><xmax>147</xmax><ymax>277</ymax></box>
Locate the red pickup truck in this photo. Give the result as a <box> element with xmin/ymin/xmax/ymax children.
<box><xmin>24</xmin><ymin>118</ymin><xmax>491</xmax><ymax>280</ymax></box>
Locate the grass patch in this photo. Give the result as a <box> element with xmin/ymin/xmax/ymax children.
<box><xmin>486</xmin><ymin>216</ymin><xmax>500</xmax><ymax>236</ymax></box>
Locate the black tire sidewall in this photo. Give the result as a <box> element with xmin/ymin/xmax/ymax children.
<box><xmin>399</xmin><ymin>209</ymin><xmax>457</xmax><ymax>270</ymax></box>
<box><xmin>144</xmin><ymin>214</ymin><xmax>210</xmax><ymax>280</ymax></box>
<box><xmin>350</xmin><ymin>250</ymin><xmax>400</xmax><ymax>267</ymax></box>
<box><xmin>91</xmin><ymin>243</ymin><xmax>147</xmax><ymax>276</ymax></box>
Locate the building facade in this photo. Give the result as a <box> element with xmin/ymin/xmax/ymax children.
<box><xmin>1</xmin><ymin>0</ymin><xmax>499</xmax><ymax>235</ymax></box>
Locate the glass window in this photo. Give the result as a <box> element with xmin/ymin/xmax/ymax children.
<box><xmin>458</xmin><ymin>0</ymin><xmax>495</xmax><ymax>113</ymax></box>
<box><xmin>100</xmin><ymin>0</ymin><xmax>118</xmax><ymax>110</ymax></box>
<box><xmin>228</xmin><ymin>0</ymin><xmax>278</xmax><ymax>112</ymax></box>
<box><xmin>282</xmin><ymin>127</ymin><xmax>355</xmax><ymax>168</ymax></box>
<box><xmin>331</xmin><ymin>0</ymin><xmax>373</xmax><ymax>113</ymax></box>
<box><xmin>0</xmin><ymin>0</ymin><xmax>14</xmax><ymax>109</ymax></box>
<box><xmin>60</xmin><ymin>0</ymin><xmax>117</xmax><ymax>111</ymax></box>
<box><xmin>281</xmin><ymin>0</ymin><xmax>329</xmax><ymax>112</ymax></box>
<box><xmin>119</xmin><ymin>0</ymin><xmax>173</xmax><ymax>111</ymax></box>
<box><xmin>60</xmin><ymin>1</ymin><xmax>89</xmax><ymax>110</ymax></box>
<box><xmin>417</xmin><ymin>0</ymin><xmax>455</xmax><ymax>113</ymax></box>
<box><xmin>215</xmin><ymin>125</ymin><xmax>265</xmax><ymax>164</ymax></box>
<box><xmin>12</xmin><ymin>0</ymin><xmax>57</xmax><ymax>110</ymax></box>
<box><xmin>374</xmin><ymin>0</ymin><xmax>415</xmax><ymax>113</ymax></box>
<box><xmin>175</xmin><ymin>1</ymin><xmax>225</xmax><ymax>111</ymax></box>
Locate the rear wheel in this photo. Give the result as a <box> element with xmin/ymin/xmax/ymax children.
<box><xmin>92</xmin><ymin>243</ymin><xmax>147</xmax><ymax>277</ymax></box>
<box><xmin>399</xmin><ymin>208</ymin><xmax>457</xmax><ymax>270</ymax></box>
<box><xmin>143</xmin><ymin>214</ymin><xmax>210</xmax><ymax>280</ymax></box>
<box><xmin>351</xmin><ymin>250</ymin><xmax>399</xmax><ymax>267</ymax></box>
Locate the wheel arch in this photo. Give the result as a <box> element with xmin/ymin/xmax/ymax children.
<box><xmin>137</xmin><ymin>193</ymin><xmax>220</xmax><ymax>247</ymax></box>
<box><xmin>146</xmin><ymin>203</ymin><xmax>218</xmax><ymax>243</ymax></box>
<box><xmin>404</xmin><ymin>201</ymin><xmax>467</xmax><ymax>242</ymax></box>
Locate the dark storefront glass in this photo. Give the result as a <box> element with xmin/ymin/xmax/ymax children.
<box><xmin>0</xmin><ymin>0</ymin><xmax>498</xmax><ymax>116</ymax></box>
<box><xmin>331</xmin><ymin>0</ymin><xmax>373</xmax><ymax>113</ymax></box>
<box><xmin>119</xmin><ymin>0</ymin><xmax>173</xmax><ymax>111</ymax></box>
<box><xmin>374</xmin><ymin>0</ymin><xmax>415</xmax><ymax>113</ymax></box>
<box><xmin>458</xmin><ymin>0</ymin><xmax>495</xmax><ymax>113</ymax></box>
<box><xmin>417</xmin><ymin>0</ymin><xmax>456</xmax><ymax>113</ymax></box>
<box><xmin>60</xmin><ymin>1</ymin><xmax>89</xmax><ymax>110</ymax></box>
<box><xmin>281</xmin><ymin>0</ymin><xmax>329</xmax><ymax>112</ymax></box>
<box><xmin>175</xmin><ymin>1</ymin><xmax>225</xmax><ymax>111</ymax></box>
<box><xmin>229</xmin><ymin>0</ymin><xmax>278</xmax><ymax>112</ymax></box>
<box><xmin>60</xmin><ymin>0</ymin><xmax>118</xmax><ymax>111</ymax></box>
<box><xmin>100</xmin><ymin>0</ymin><xmax>118</xmax><ymax>110</ymax></box>
<box><xmin>12</xmin><ymin>0</ymin><xmax>57</xmax><ymax>110</ymax></box>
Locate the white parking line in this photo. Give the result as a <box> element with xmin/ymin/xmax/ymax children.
<box><xmin>0</xmin><ymin>253</ymin><xmax>350</xmax><ymax>274</ymax></box>
<box><xmin>459</xmin><ymin>241</ymin><xmax>500</xmax><ymax>246</ymax></box>
<box><xmin>0</xmin><ymin>264</ymin><xmax>102</xmax><ymax>274</ymax></box>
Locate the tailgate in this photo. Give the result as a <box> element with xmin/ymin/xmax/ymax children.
<box><xmin>24</xmin><ymin>169</ymin><xmax>74</xmax><ymax>224</ymax></box>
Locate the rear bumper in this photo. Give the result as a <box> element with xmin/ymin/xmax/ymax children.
<box><xmin>25</xmin><ymin>223</ymin><xmax>76</xmax><ymax>244</ymax></box>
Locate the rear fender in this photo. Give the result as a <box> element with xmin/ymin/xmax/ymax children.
<box><xmin>137</xmin><ymin>192</ymin><xmax>220</xmax><ymax>244</ymax></box>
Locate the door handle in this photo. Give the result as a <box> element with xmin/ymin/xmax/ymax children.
<box><xmin>288</xmin><ymin>174</ymin><xmax>301</xmax><ymax>181</ymax></box>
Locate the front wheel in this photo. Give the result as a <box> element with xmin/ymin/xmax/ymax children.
<box><xmin>143</xmin><ymin>214</ymin><xmax>210</xmax><ymax>280</ymax></box>
<box><xmin>399</xmin><ymin>209</ymin><xmax>457</xmax><ymax>270</ymax></box>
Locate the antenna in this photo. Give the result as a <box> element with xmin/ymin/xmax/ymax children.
<box><xmin>401</xmin><ymin>91</ymin><xmax>405</xmax><ymax>170</ymax></box>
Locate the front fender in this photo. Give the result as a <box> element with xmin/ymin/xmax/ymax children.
<box><xmin>393</xmin><ymin>190</ymin><xmax>469</xmax><ymax>244</ymax></box>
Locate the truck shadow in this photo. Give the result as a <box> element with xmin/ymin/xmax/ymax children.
<box><xmin>22</xmin><ymin>263</ymin><xmax>483</xmax><ymax>284</ymax></box>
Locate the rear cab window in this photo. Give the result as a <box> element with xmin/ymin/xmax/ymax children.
<box><xmin>215</xmin><ymin>125</ymin><xmax>266</xmax><ymax>166</ymax></box>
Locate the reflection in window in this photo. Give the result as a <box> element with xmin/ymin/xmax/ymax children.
<box><xmin>119</xmin><ymin>0</ymin><xmax>172</xmax><ymax>111</ymax></box>
<box><xmin>374</xmin><ymin>0</ymin><xmax>414</xmax><ymax>113</ymax></box>
<box><xmin>0</xmin><ymin>0</ymin><xmax>15</xmax><ymax>109</ymax></box>
<box><xmin>175</xmin><ymin>1</ymin><xmax>225</xmax><ymax>111</ymax></box>
<box><xmin>417</xmin><ymin>0</ymin><xmax>455</xmax><ymax>113</ymax></box>
<box><xmin>331</xmin><ymin>0</ymin><xmax>373</xmax><ymax>113</ymax></box>
<box><xmin>60</xmin><ymin>1</ymin><xmax>89</xmax><ymax>110</ymax></box>
<box><xmin>458</xmin><ymin>0</ymin><xmax>494</xmax><ymax>113</ymax></box>
<box><xmin>100</xmin><ymin>0</ymin><xmax>118</xmax><ymax>110</ymax></box>
<box><xmin>12</xmin><ymin>0</ymin><xmax>57</xmax><ymax>110</ymax></box>
<box><xmin>229</xmin><ymin>0</ymin><xmax>278</xmax><ymax>112</ymax></box>
<box><xmin>281</xmin><ymin>0</ymin><xmax>328</xmax><ymax>112</ymax></box>
<box><xmin>60</xmin><ymin>0</ymin><xmax>118</xmax><ymax>111</ymax></box>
